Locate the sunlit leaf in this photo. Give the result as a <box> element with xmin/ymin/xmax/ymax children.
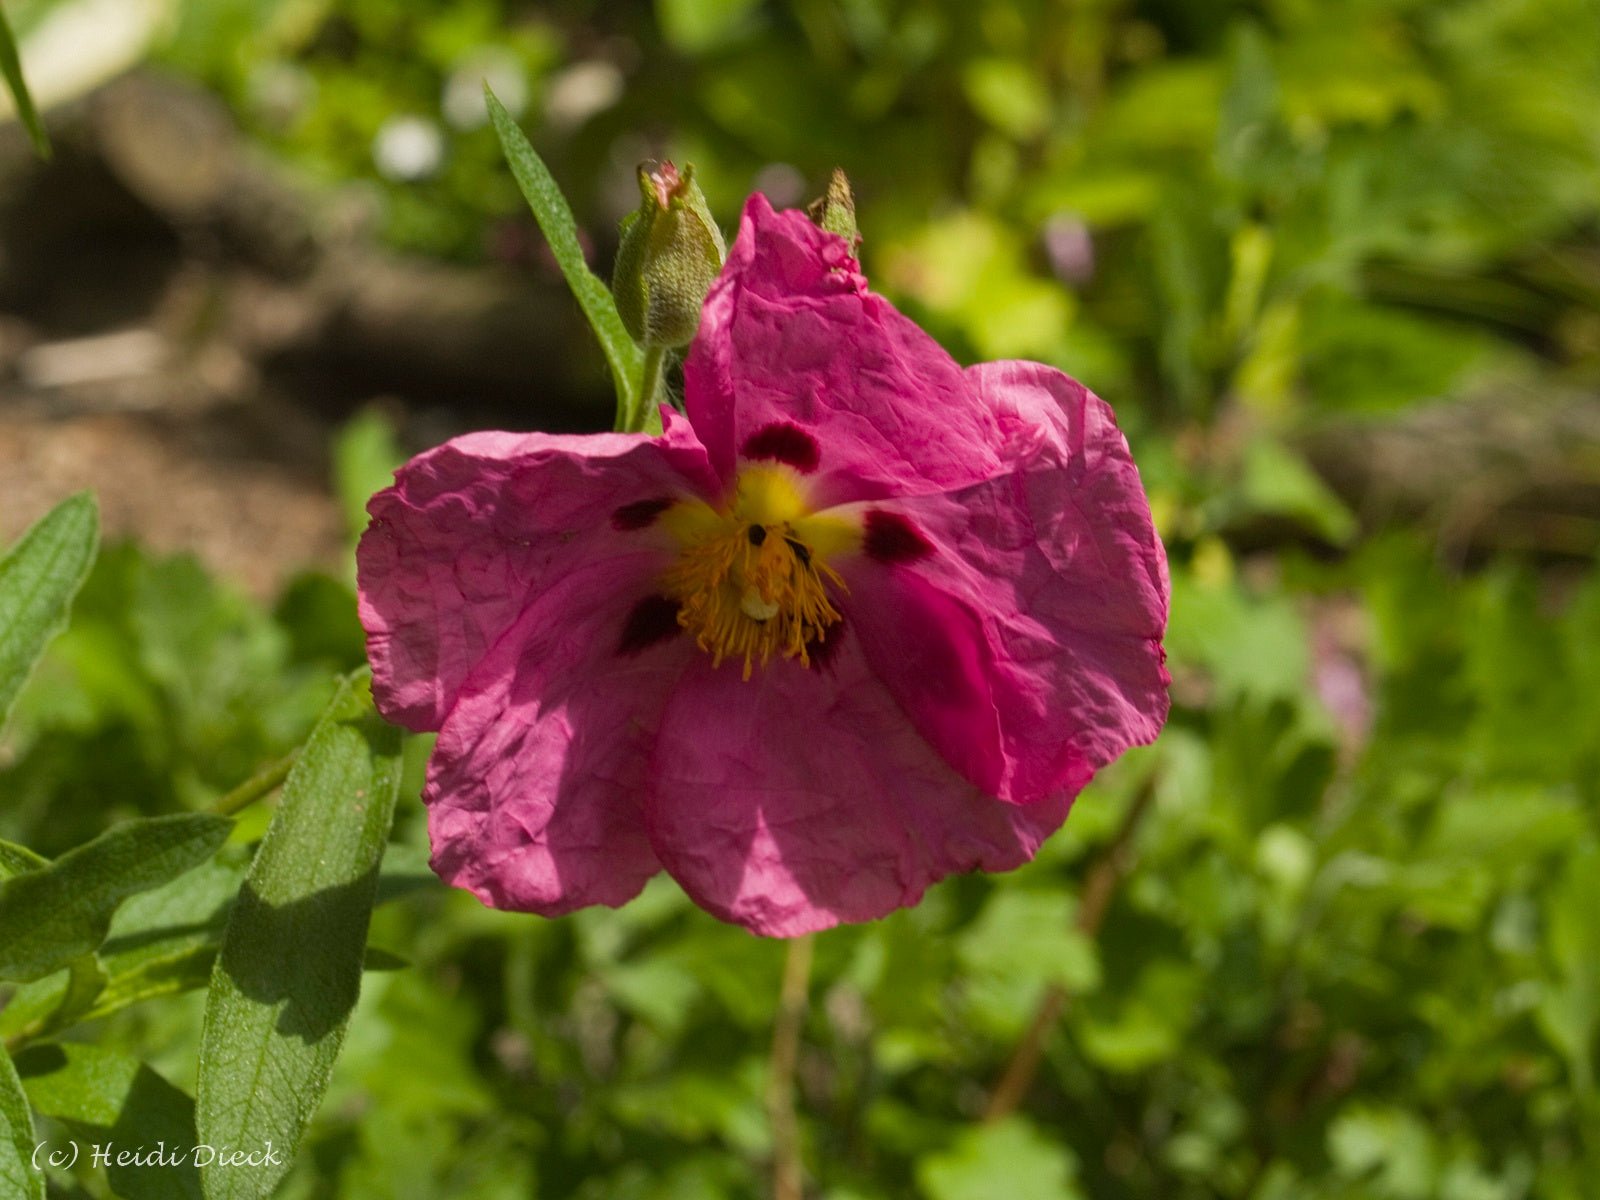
<box><xmin>196</xmin><ymin>671</ymin><xmax>402</xmax><ymax>1200</ymax></box>
<box><xmin>0</xmin><ymin>493</ymin><xmax>97</xmax><ymax>728</ymax></box>
<box><xmin>919</xmin><ymin>1118</ymin><xmax>1084</xmax><ymax>1200</ymax></box>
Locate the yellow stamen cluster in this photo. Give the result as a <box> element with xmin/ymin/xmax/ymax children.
<box><xmin>659</xmin><ymin>466</ymin><xmax>856</xmax><ymax>678</ymax></box>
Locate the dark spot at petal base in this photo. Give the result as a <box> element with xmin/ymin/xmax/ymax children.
<box><xmin>806</xmin><ymin>614</ymin><xmax>846</xmax><ymax>671</ymax></box>
<box><xmin>748</xmin><ymin>524</ymin><xmax>768</xmax><ymax>546</ymax></box>
<box><xmin>612</xmin><ymin>497</ymin><xmax>675</xmax><ymax>531</ymax></box>
<box><xmin>618</xmin><ymin>595</ymin><xmax>683</xmax><ymax>655</ymax></box>
<box><xmin>741</xmin><ymin>422</ymin><xmax>821</xmax><ymax>473</ymax></box>
<box><xmin>863</xmin><ymin>509</ymin><xmax>934</xmax><ymax>564</ymax></box>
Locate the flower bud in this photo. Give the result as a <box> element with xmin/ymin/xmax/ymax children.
<box><xmin>613</xmin><ymin>161</ymin><xmax>726</xmax><ymax>349</ymax></box>
<box><xmin>806</xmin><ymin>167</ymin><xmax>859</xmax><ymax>247</ymax></box>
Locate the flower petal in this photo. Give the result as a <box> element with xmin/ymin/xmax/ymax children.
<box><xmin>643</xmin><ymin>636</ymin><xmax>1073</xmax><ymax>937</ymax></box>
<box><xmin>358</xmin><ymin>414</ymin><xmax>717</xmax><ymax>731</ymax></box>
<box><xmin>844</xmin><ymin>361</ymin><xmax>1169</xmax><ymax>803</ymax></box>
<box><xmin>684</xmin><ymin>194</ymin><xmax>1012</xmax><ymax>504</ymax></box>
<box><xmin>426</xmin><ymin>558</ymin><xmax>696</xmax><ymax>914</ymax></box>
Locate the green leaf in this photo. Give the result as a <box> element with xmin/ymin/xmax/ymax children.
<box><xmin>0</xmin><ymin>493</ymin><xmax>97</xmax><ymax>728</ymax></box>
<box><xmin>1327</xmin><ymin>1104</ymin><xmax>1437</xmax><ymax>1199</ymax></box>
<box><xmin>961</xmin><ymin>58</ymin><xmax>1052</xmax><ymax>141</ymax></box>
<box><xmin>1216</xmin><ymin>438</ymin><xmax>1358</xmax><ymax>545</ymax></box>
<box><xmin>0</xmin><ymin>814</ymin><xmax>233</xmax><ymax>983</ymax></box>
<box><xmin>196</xmin><ymin>671</ymin><xmax>403</xmax><ymax>1200</ymax></box>
<box><xmin>656</xmin><ymin>0</ymin><xmax>762</xmax><ymax>52</ymax></box>
<box><xmin>957</xmin><ymin>890</ymin><xmax>1101</xmax><ymax>1034</ymax></box>
<box><xmin>0</xmin><ymin>1044</ymin><xmax>43</xmax><ymax>1200</ymax></box>
<box><xmin>0</xmin><ymin>839</ymin><xmax>48</xmax><ymax>881</ymax></box>
<box><xmin>14</xmin><ymin>1043</ymin><xmax>202</xmax><ymax>1200</ymax></box>
<box><xmin>0</xmin><ymin>5</ymin><xmax>50</xmax><ymax>159</ymax></box>
<box><xmin>1538</xmin><ymin>840</ymin><xmax>1600</xmax><ymax>1094</ymax></box>
<box><xmin>918</xmin><ymin>1117</ymin><xmax>1084</xmax><ymax>1200</ymax></box>
<box><xmin>485</xmin><ymin>89</ymin><xmax>644</xmax><ymax>415</ymax></box>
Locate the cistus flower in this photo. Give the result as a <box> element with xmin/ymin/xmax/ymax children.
<box><xmin>358</xmin><ymin>194</ymin><xmax>1169</xmax><ymax>937</ymax></box>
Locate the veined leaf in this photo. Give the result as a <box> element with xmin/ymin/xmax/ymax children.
<box><xmin>196</xmin><ymin>671</ymin><xmax>402</xmax><ymax>1200</ymax></box>
<box><xmin>0</xmin><ymin>493</ymin><xmax>97</xmax><ymax>727</ymax></box>
<box><xmin>486</xmin><ymin>89</ymin><xmax>644</xmax><ymax>414</ymax></box>
<box><xmin>0</xmin><ymin>814</ymin><xmax>232</xmax><ymax>983</ymax></box>
<box><xmin>0</xmin><ymin>1044</ymin><xmax>43</xmax><ymax>1200</ymax></box>
<box><xmin>14</xmin><ymin>1043</ymin><xmax>201</xmax><ymax>1200</ymax></box>
<box><xmin>0</xmin><ymin>5</ymin><xmax>50</xmax><ymax>159</ymax></box>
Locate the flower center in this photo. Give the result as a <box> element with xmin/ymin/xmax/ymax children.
<box><xmin>659</xmin><ymin>467</ymin><xmax>856</xmax><ymax>678</ymax></box>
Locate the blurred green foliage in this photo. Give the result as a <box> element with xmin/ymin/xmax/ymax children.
<box><xmin>3</xmin><ymin>0</ymin><xmax>1600</xmax><ymax>1197</ymax></box>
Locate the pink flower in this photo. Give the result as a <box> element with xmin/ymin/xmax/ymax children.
<box><xmin>357</xmin><ymin>195</ymin><xmax>1170</xmax><ymax>937</ymax></box>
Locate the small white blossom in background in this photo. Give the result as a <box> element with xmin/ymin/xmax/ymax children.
<box><xmin>543</xmin><ymin>60</ymin><xmax>624</xmax><ymax>131</ymax></box>
<box><xmin>373</xmin><ymin>115</ymin><xmax>445</xmax><ymax>182</ymax></box>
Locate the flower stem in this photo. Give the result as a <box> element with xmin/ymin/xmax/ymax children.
<box><xmin>768</xmin><ymin>932</ymin><xmax>815</xmax><ymax>1200</ymax></box>
<box><xmin>212</xmin><ymin>751</ymin><xmax>297</xmax><ymax>817</ymax></box>
<box><xmin>618</xmin><ymin>345</ymin><xmax>667</xmax><ymax>434</ymax></box>
<box><xmin>983</xmin><ymin>775</ymin><xmax>1158</xmax><ymax>1122</ymax></box>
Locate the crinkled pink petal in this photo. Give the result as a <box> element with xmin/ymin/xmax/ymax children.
<box><xmin>426</xmin><ymin>556</ymin><xmax>697</xmax><ymax>914</ymax></box>
<box><xmin>358</xmin><ymin>412</ymin><xmax>717</xmax><ymax>731</ymax></box>
<box><xmin>642</xmin><ymin>636</ymin><xmax>1074</xmax><ymax>937</ymax></box>
<box><xmin>844</xmin><ymin>361</ymin><xmax>1169</xmax><ymax>803</ymax></box>
<box><xmin>684</xmin><ymin>194</ymin><xmax>1013</xmax><ymax>503</ymax></box>
<box><xmin>842</xmin><ymin>568</ymin><xmax>1008</xmax><ymax>796</ymax></box>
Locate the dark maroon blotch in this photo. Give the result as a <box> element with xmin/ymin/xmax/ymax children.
<box><xmin>862</xmin><ymin>509</ymin><xmax>934</xmax><ymax>565</ymax></box>
<box><xmin>618</xmin><ymin>595</ymin><xmax>683</xmax><ymax>655</ymax></box>
<box><xmin>806</xmin><ymin>615</ymin><xmax>846</xmax><ymax>671</ymax></box>
<box><xmin>741</xmin><ymin>422</ymin><xmax>821</xmax><ymax>473</ymax></box>
<box><xmin>611</xmin><ymin>497</ymin><xmax>675</xmax><ymax>531</ymax></box>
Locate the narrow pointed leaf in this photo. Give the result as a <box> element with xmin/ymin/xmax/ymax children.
<box><xmin>0</xmin><ymin>814</ymin><xmax>233</xmax><ymax>983</ymax></box>
<box><xmin>196</xmin><ymin>671</ymin><xmax>402</xmax><ymax>1200</ymax></box>
<box><xmin>486</xmin><ymin>89</ymin><xmax>644</xmax><ymax>412</ymax></box>
<box><xmin>0</xmin><ymin>6</ymin><xmax>50</xmax><ymax>159</ymax></box>
<box><xmin>0</xmin><ymin>493</ymin><xmax>97</xmax><ymax>725</ymax></box>
<box><xmin>0</xmin><ymin>1045</ymin><xmax>43</xmax><ymax>1200</ymax></box>
<box><xmin>14</xmin><ymin>1044</ymin><xmax>201</xmax><ymax>1200</ymax></box>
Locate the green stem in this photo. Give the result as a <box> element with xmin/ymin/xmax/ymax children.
<box><xmin>618</xmin><ymin>345</ymin><xmax>667</xmax><ymax>434</ymax></box>
<box><xmin>3</xmin><ymin>956</ymin><xmax>104</xmax><ymax>1052</ymax></box>
<box><xmin>212</xmin><ymin>752</ymin><xmax>297</xmax><ymax>817</ymax></box>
